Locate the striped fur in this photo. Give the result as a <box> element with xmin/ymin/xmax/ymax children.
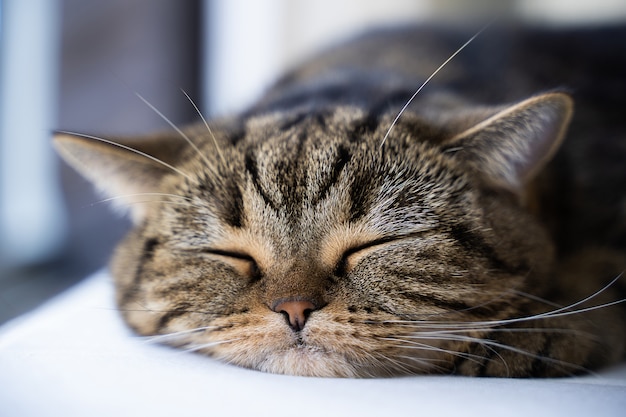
<box><xmin>54</xmin><ymin>26</ymin><xmax>626</xmax><ymax>377</ymax></box>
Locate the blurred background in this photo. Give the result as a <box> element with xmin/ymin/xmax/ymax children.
<box><xmin>1</xmin><ymin>0</ymin><xmax>625</xmax><ymax>324</ymax></box>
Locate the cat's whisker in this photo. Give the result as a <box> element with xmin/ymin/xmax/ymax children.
<box><xmin>180</xmin><ymin>88</ymin><xmax>228</xmax><ymax>167</ymax></box>
<box><xmin>56</xmin><ymin>131</ymin><xmax>194</xmax><ymax>181</ymax></box>
<box><xmin>380</xmin><ymin>336</ymin><xmax>487</xmax><ymax>366</ymax></box>
<box><xmin>403</xmin><ymin>328</ymin><xmax>596</xmax><ymax>345</ymax></box>
<box><xmin>387</xmin><ymin>341</ymin><xmax>495</xmax><ymax>374</ymax></box>
<box><xmin>117</xmin><ymin>303</ymin><xmax>221</xmax><ymax>318</ymax></box>
<box><xmin>388</xmin><ymin>356</ymin><xmax>430</xmax><ymax>375</ymax></box>
<box><xmin>140</xmin><ymin>326</ymin><xmax>220</xmax><ymax>344</ymax></box>
<box><xmin>532</xmin><ymin>298</ymin><xmax>626</xmax><ymax>320</ymax></box>
<box><xmin>96</xmin><ymin>192</ymin><xmax>194</xmax><ymax>203</ymax></box>
<box><xmin>545</xmin><ymin>270</ymin><xmax>623</xmax><ymax>307</ymax></box>
<box><xmin>350</xmin><ymin>348</ymin><xmax>414</xmax><ymax>376</ymax></box>
<box><xmin>474</xmin><ymin>339</ymin><xmax>511</xmax><ymax>376</ymax></box>
<box><xmin>87</xmin><ymin>193</ymin><xmax>207</xmax><ymax>211</ymax></box>
<box><xmin>400</xmin><ymin>331</ymin><xmax>514</xmax><ymax>376</ymax></box>
<box><xmin>370</xmin><ymin>350</ymin><xmax>424</xmax><ymax>375</ymax></box>
<box><xmin>411</xmin><ymin>327</ymin><xmax>595</xmax><ymax>341</ymax></box>
<box><xmin>508</xmin><ymin>271</ymin><xmax>625</xmax><ymax>320</ymax></box>
<box><xmin>356</xmin><ymin>353</ymin><xmax>394</xmax><ymax>376</ymax></box>
<box><xmin>396</xmin><ymin>354</ymin><xmax>453</xmax><ymax>369</ymax></box>
<box><xmin>388</xmin><ymin>301</ymin><xmax>619</xmax><ymax>329</ymax></box>
<box><xmin>115</xmin><ymin>200</ymin><xmax>206</xmax><ymax>210</ymax></box>
<box><xmin>402</xmin><ymin>332</ymin><xmax>593</xmax><ymax>375</ymax></box>
<box><xmin>134</xmin><ymin>92</ymin><xmax>215</xmax><ymax>173</ymax></box>
<box><xmin>475</xmin><ymin>293</ymin><xmax>626</xmax><ymax>329</ymax></box>
<box><xmin>182</xmin><ymin>338</ymin><xmax>242</xmax><ymax>353</ymax></box>
<box><xmin>86</xmin><ymin>193</ymin><xmax>204</xmax><ymax>209</ymax></box>
<box><xmin>380</xmin><ymin>21</ymin><xmax>493</xmax><ymax>148</ymax></box>
<box><xmin>508</xmin><ymin>289</ymin><xmax>564</xmax><ymax>309</ymax></box>
<box><xmin>86</xmin><ymin>192</ymin><xmax>198</xmax><ymax>209</ymax></box>
<box><xmin>380</xmin><ymin>273</ymin><xmax>625</xmax><ymax>331</ymax></box>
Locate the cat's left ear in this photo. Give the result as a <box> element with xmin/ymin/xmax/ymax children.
<box><xmin>445</xmin><ymin>92</ymin><xmax>573</xmax><ymax>191</ymax></box>
<box><xmin>53</xmin><ymin>131</ymin><xmax>189</xmax><ymax>223</ymax></box>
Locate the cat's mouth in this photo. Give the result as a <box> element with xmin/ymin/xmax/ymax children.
<box><xmin>214</xmin><ymin>318</ymin><xmax>374</xmax><ymax>376</ymax></box>
<box><xmin>294</xmin><ymin>336</ymin><xmax>307</xmax><ymax>347</ymax></box>
<box><xmin>259</xmin><ymin>345</ymin><xmax>355</xmax><ymax>377</ymax></box>
<box><xmin>283</xmin><ymin>329</ymin><xmax>326</xmax><ymax>353</ymax></box>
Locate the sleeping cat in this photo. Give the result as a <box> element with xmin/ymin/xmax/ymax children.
<box><xmin>54</xmin><ymin>25</ymin><xmax>626</xmax><ymax>377</ymax></box>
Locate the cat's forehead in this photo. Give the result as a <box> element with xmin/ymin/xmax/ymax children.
<box><xmin>244</xmin><ymin>105</ymin><xmax>372</xmax><ymax>132</ymax></box>
<box><xmin>237</xmin><ymin>105</ymin><xmax>437</xmax><ymax>162</ymax></box>
<box><xmin>166</xmin><ymin>105</ymin><xmax>467</xmax><ymax>248</ymax></box>
<box><xmin>227</xmin><ymin>108</ymin><xmax>461</xmax><ymax>230</ymax></box>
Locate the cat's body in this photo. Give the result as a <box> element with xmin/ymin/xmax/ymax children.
<box><xmin>55</xmin><ymin>25</ymin><xmax>626</xmax><ymax>377</ymax></box>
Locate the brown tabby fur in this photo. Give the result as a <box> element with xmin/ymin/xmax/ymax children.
<box><xmin>55</xmin><ymin>25</ymin><xmax>626</xmax><ymax>377</ymax></box>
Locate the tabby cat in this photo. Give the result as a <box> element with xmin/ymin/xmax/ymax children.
<box><xmin>54</xmin><ymin>25</ymin><xmax>626</xmax><ymax>377</ymax></box>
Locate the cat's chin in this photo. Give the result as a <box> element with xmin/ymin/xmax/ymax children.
<box><xmin>222</xmin><ymin>343</ymin><xmax>435</xmax><ymax>378</ymax></box>
<box><xmin>230</xmin><ymin>345</ymin><xmax>361</xmax><ymax>378</ymax></box>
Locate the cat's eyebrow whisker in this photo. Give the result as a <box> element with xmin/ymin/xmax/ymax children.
<box><xmin>108</xmin><ymin>200</ymin><xmax>206</xmax><ymax>211</ymax></box>
<box><xmin>57</xmin><ymin>131</ymin><xmax>194</xmax><ymax>181</ymax></box>
<box><xmin>380</xmin><ymin>21</ymin><xmax>493</xmax><ymax>148</ymax></box>
<box><xmin>87</xmin><ymin>192</ymin><xmax>205</xmax><ymax>210</ymax></box>
<box><xmin>143</xmin><ymin>202</ymin><xmax>202</xmax><ymax>210</ymax></box>
<box><xmin>134</xmin><ymin>92</ymin><xmax>215</xmax><ymax>173</ymax></box>
<box><xmin>180</xmin><ymin>88</ymin><xmax>228</xmax><ymax>167</ymax></box>
<box><xmin>88</xmin><ymin>192</ymin><xmax>195</xmax><ymax>206</ymax></box>
<box><xmin>87</xmin><ymin>197</ymin><xmax>205</xmax><ymax>212</ymax></box>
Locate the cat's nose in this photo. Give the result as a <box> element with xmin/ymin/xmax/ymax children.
<box><xmin>272</xmin><ymin>298</ymin><xmax>317</xmax><ymax>331</ymax></box>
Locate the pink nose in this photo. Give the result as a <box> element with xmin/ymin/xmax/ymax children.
<box><xmin>272</xmin><ymin>299</ymin><xmax>317</xmax><ymax>331</ymax></box>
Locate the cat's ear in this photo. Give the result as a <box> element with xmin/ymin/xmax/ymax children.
<box><xmin>445</xmin><ymin>92</ymin><xmax>573</xmax><ymax>191</ymax></box>
<box><xmin>53</xmin><ymin>132</ymin><xmax>187</xmax><ymax>222</ymax></box>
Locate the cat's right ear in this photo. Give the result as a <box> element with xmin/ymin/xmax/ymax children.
<box><xmin>53</xmin><ymin>132</ymin><xmax>186</xmax><ymax>222</ymax></box>
<box><xmin>444</xmin><ymin>92</ymin><xmax>573</xmax><ymax>192</ymax></box>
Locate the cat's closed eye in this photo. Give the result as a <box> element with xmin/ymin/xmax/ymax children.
<box><xmin>189</xmin><ymin>248</ymin><xmax>262</xmax><ymax>283</ymax></box>
<box><xmin>335</xmin><ymin>233</ymin><xmax>429</xmax><ymax>276</ymax></box>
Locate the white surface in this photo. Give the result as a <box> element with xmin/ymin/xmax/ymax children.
<box><xmin>1</xmin><ymin>270</ymin><xmax>625</xmax><ymax>417</ymax></box>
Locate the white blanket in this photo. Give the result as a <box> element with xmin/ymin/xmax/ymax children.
<box><xmin>1</xmin><ymin>270</ymin><xmax>625</xmax><ymax>417</ymax></box>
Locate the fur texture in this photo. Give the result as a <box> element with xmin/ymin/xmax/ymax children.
<box><xmin>55</xmin><ymin>25</ymin><xmax>626</xmax><ymax>377</ymax></box>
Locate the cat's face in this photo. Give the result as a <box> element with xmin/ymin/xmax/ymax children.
<box><xmin>56</xmin><ymin>94</ymin><xmax>569</xmax><ymax>377</ymax></box>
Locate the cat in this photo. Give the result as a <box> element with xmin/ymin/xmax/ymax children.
<box><xmin>54</xmin><ymin>24</ymin><xmax>626</xmax><ymax>378</ymax></box>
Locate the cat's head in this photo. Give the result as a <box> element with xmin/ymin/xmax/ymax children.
<box><xmin>55</xmin><ymin>92</ymin><xmax>572</xmax><ymax>377</ymax></box>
